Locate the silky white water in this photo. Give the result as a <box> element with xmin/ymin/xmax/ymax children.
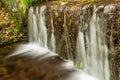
<box><xmin>9</xmin><ymin>42</ymin><xmax>98</xmax><ymax>80</ymax></box>
<box><xmin>75</xmin><ymin>5</ymin><xmax>115</xmax><ymax>80</ymax></box>
<box><xmin>25</xmin><ymin>4</ymin><xmax>114</xmax><ymax>80</ymax></box>
<box><xmin>50</xmin><ymin>8</ymin><xmax>56</xmax><ymax>52</ymax></box>
<box><xmin>28</xmin><ymin>6</ymin><xmax>48</xmax><ymax>48</ymax></box>
<box><xmin>63</xmin><ymin>7</ymin><xmax>73</xmax><ymax>60</ymax></box>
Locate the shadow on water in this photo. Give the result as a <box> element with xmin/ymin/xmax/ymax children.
<box><xmin>0</xmin><ymin>42</ymin><xmax>27</xmax><ymax>79</ymax></box>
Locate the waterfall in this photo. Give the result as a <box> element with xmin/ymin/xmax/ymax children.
<box><xmin>27</xmin><ymin>3</ymin><xmax>114</xmax><ymax>80</ymax></box>
<box><xmin>28</xmin><ymin>6</ymin><xmax>48</xmax><ymax>48</ymax></box>
<box><xmin>76</xmin><ymin>31</ymin><xmax>87</xmax><ymax>70</ymax></box>
<box><xmin>76</xmin><ymin>5</ymin><xmax>111</xmax><ymax>80</ymax></box>
<box><xmin>50</xmin><ymin>8</ymin><xmax>56</xmax><ymax>52</ymax></box>
<box><xmin>28</xmin><ymin>5</ymin><xmax>57</xmax><ymax>52</ymax></box>
<box><xmin>63</xmin><ymin>7</ymin><xmax>73</xmax><ymax>60</ymax></box>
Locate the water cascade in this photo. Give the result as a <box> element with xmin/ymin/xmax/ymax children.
<box><xmin>27</xmin><ymin>1</ymin><xmax>117</xmax><ymax>80</ymax></box>
<box><xmin>63</xmin><ymin>7</ymin><xmax>73</xmax><ymax>60</ymax></box>
<box><xmin>50</xmin><ymin>8</ymin><xmax>56</xmax><ymax>52</ymax></box>
<box><xmin>29</xmin><ymin>5</ymin><xmax>110</xmax><ymax>80</ymax></box>
<box><xmin>28</xmin><ymin>6</ymin><xmax>48</xmax><ymax>48</ymax></box>
<box><xmin>76</xmin><ymin>5</ymin><xmax>110</xmax><ymax>80</ymax></box>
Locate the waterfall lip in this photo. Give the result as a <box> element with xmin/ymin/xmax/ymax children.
<box><xmin>97</xmin><ymin>5</ymin><xmax>104</xmax><ymax>10</ymax></box>
<box><xmin>60</xmin><ymin>2</ymin><xmax>68</xmax><ymax>5</ymax></box>
<box><xmin>82</xmin><ymin>5</ymin><xmax>90</xmax><ymax>10</ymax></box>
<box><xmin>104</xmin><ymin>4</ymin><xmax>115</xmax><ymax>14</ymax></box>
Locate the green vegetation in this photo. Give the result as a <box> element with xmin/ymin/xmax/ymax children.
<box><xmin>0</xmin><ymin>7</ymin><xmax>23</xmax><ymax>44</ymax></box>
<box><xmin>0</xmin><ymin>21</ymin><xmax>6</xmax><ymax>26</ymax></box>
<box><xmin>20</xmin><ymin>0</ymin><xmax>50</xmax><ymax>6</ymax></box>
<box><xmin>19</xmin><ymin>0</ymin><xmax>43</xmax><ymax>17</ymax></box>
<box><xmin>79</xmin><ymin>62</ymin><xmax>83</xmax><ymax>69</ymax></box>
<box><xmin>0</xmin><ymin>34</ymin><xmax>5</xmax><ymax>42</ymax></box>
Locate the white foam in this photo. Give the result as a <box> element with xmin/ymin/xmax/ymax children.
<box><xmin>67</xmin><ymin>70</ymin><xmax>98</xmax><ymax>80</ymax></box>
<box><xmin>76</xmin><ymin>5</ymin><xmax>110</xmax><ymax>80</ymax></box>
<box><xmin>60</xmin><ymin>60</ymin><xmax>74</xmax><ymax>69</ymax></box>
<box><xmin>8</xmin><ymin>43</ymin><xmax>57</xmax><ymax>58</ymax></box>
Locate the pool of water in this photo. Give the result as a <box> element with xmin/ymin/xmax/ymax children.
<box><xmin>0</xmin><ymin>42</ymin><xmax>27</xmax><ymax>79</ymax></box>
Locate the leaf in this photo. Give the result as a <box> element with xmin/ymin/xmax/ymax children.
<box><xmin>0</xmin><ymin>21</ymin><xmax>6</xmax><ymax>26</ymax></box>
<box><xmin>16</xmin><ymin>59</ymin><xmax>23</xmax><ymax>66</ymax></box>
<box><xmin>0</xmin><ymin>34</ymin><xmax>5</xmax><ymax>42</ymax></box>
<box><xmin>0</xmin><ymin>67</ymin><xmax>7</xmax><ymax>75</ymax></box>
<box><xmin>58</xmin><ymin>18</ymin><xmax>61</xmax><ymax>21</ymax></box>
<box><xmin>13</xmin><ymin>38</ymin><xmax>17</xmax><ymax>42</ymax></box>
<box><xmin>79</xmin><ymin>62</ymin><xmax>83</xmax><ymax>69</ymax></box>
<box><xmin>63</xmin><ymin>23</ymin><xmax>66</xmax><ymax>28</ymax></box>
<box><xmin>6</xmin><ymin>27</ymin><xmax>12</xmax><ymax>33</ymax></box>
<box><xmin>51</xmin><ymin>56</ymin><xmax>56</xmax><ymax>60</ymax></box>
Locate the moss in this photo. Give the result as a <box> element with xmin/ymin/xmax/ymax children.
<box><xmin>0</xmin><ymin>21</ymin><xmax>6</xmax><ymax>26</ymax></box>
<box><xmin>8</xmin><ymin>13</ymin><xmax>22</xmax><ymax>30</ymax></box>
<box><xmin>0</xmin><ymin>34</ymin><xmax>5</xmax><ymax>43</ymax></box>
<box><xmin>0</xmin><ymin>9</ymin><xmax>23</xmax><ymax>44</ymax></box>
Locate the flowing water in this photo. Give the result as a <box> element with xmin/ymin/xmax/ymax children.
<box><xmin>50</xmin><ymin>8</ymin><xmax>56</xmax><ymax>52</ymax></box>
<box><xmin>63</xmin><ymin>7</ymin><xmax>73</xmax><ymax>60</ymax></box>
<box><xmin>11</xmin><ymin>3</ymin><xmax>116</xmax><ymax>80</ymax></box>
<box><xmin>76</xmin><ymin>5</ymin><xmax>110</xmax><ymax>80</ymax></box>
<box><xmin>28</xmin><ymin>6</ymin><xmax>48</xmax><ymax>48</ymax></box>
